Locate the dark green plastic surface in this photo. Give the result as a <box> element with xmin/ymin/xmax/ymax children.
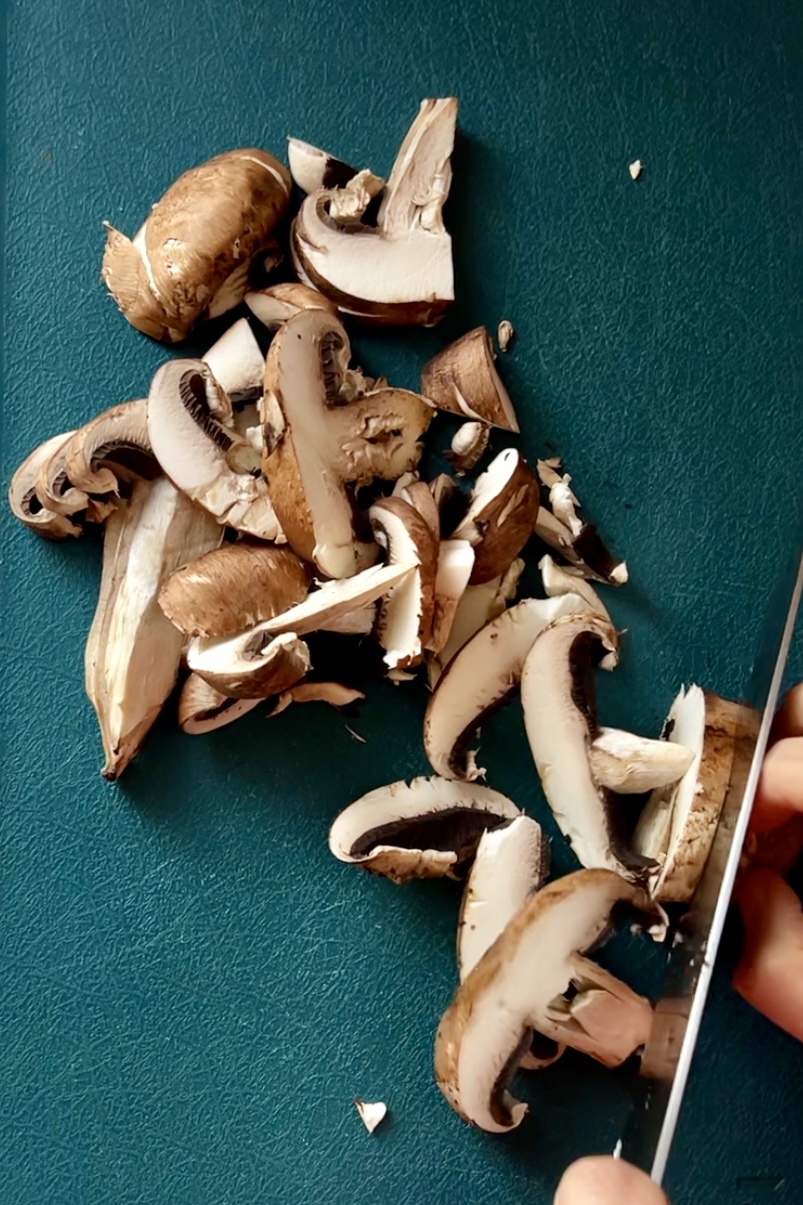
<box><xmin>1</xmin><ymin>1</ymin><xmax>802</xmax><ymax>1202</ymax></box>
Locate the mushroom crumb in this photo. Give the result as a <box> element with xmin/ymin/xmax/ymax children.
<box><xmin>497</xmin><ymin>319</ymin><xmax>515</xmax><ymax>351</ymax></box>
<box><xmin>354</xmin><ymin>1099</ymin><xmax>388</xmax><ymax>1133</ymax></box>
<box><xmin>628</xmin><ymin>159</ymin><xmax>643</xmax><ymax>180</ymax></box>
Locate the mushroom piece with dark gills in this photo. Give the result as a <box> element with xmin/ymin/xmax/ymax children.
<box><xmin>8</xmin><ymin>431</ymin><xmax>83</xmax><ymax>539</ymax></box>
<box><xmin>328</xmin><ymin>777</ymin><xmax>522</xmax><ymax>884</ymax></box>
<box><xmin>434</xmin><ymin>870</ymin><xmax>666</xmax><ymax>1133</ymax></box>
<box><xmin>534</xmin><ymin>459</ymin><xmax>628</xmax><ymax>585</ymax></box>
<box><xmin>521</xmin><ymin>612</ymin><xmax>654</xmax><ymax>882</ymax></box>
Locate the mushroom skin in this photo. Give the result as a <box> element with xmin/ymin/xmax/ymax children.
<box><xmin>8</xmin><ymin>431</ymin><xmax>83</xmax><ymax>539</ymax></box>
<box><xmin>521</xmin><ymin>613</ymin><xmax>653</xmax><ymax>882</ymax></box>
<box><xmin>329</xmin><ymin>777</ymin><xmax>521</xmax><ymax>884</ymax></box>
<box><xmin>434</xmin><ymin>870</ymin><xmax>664</xmax><ymax>1133</ymax></box>
<box><xmin>451</xmin><ymin>449</ymin><xmax>540</xmax><ymax>585</ymax></box>
<box><xmin>101</xmin><ymin>148</ymin><xmax>291</xmax><ymax>342</ymax></box>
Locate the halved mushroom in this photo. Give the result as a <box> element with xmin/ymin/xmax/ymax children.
<box><xmin>421</xmin><ymin>327</ymin><xmax>519</xmax><ymax>430</ymax></box>
<box><xmin>287</xmin><ymin>137</ymin><xmax>359</xmax><ymax>195</ymax></box>
<box><xmin>8</xmin><ymin>432</ymin><xmax>83</xmax><ymax>539</ymax></box>
<box><xmin>450</xmin><ymin>449</ymin><xmax>539</xmax><ymax>584</ymax></box>
<box><xmin>329</xmin><ymin>776</ymin><xmax>521</xmax><ymax>884</ymax></box>
<box><xmin>427</xmin><ymin>539</ymin><xmax>476</xmax><ymax>657</ymax></box>
<box><xmin>521</xmin><ymin>613</ymin><xmax>652</xmax><ymax>882</ymax></box>
<box><xmin>266</xmin><ymin>681</ymin><xmax>365</xmax><ymax>717</ymax></box>
<box><xmin>425</xmin><ymin>593</ymin><xmax>593</xmax><ymax>781</ymax></box>
<box><xmin>202</xmin><ymin>317</ymin><xmax>266</xmax><ymax>405</ymax></box>
<box><xmin>158</xmin><ymin>543</ymin><xmax>310</xmax><ymax>637</ymax></box>
<box><xmin>261</xmin><ymin>308</ymin><xmax>431</xmax><ymax>577</ymax></box>
<box><xmin>434</xmin><ymin>869</ymin><xmax>664</xmax><ymax>1132</ymax></box>
<box><xmin>147</xmin><ymin>359</ymin><xmax>283</xmax><ymax>541</ymax></box>
<box><xmin>427</xmin><ymin>557</ymin><xmax>524</xmax><ymax>686</ymax></box>
<box><xmin>369</xmin><ymin>497</ymin><xmax>438</xmax><ymax>668</ymax></box>
<box><xmin>186</xmin><ymin>629</ymin><xmax>311</xmax><ymax>699</ymax></box>
<box><xmin>292</xmin><ymin>99</ymin><xmax>457</xmax><ymax>325</ymax></box>
<box><xmin>245</xmin><ymin>282</ymin><xmax>338</xmax><ymax>331</ymax></box>
<box><xmin>633</xmin><ymin>687</ymin><xmax>744</xmax><ymax>901</ymax></box>
<box><xmin>446</xmin><ymin>421</ymin><xmax>490</xmax><ymax>476</ymax></box>
<box><xmin>178</xmin><ymin>674</ymin><xmax>261</xmax><ymax>734</ymax></box>
<box><xmin>85</xmin><ymin>476</ymin><xmax>222</xmax><ymax>778</ymax></box>
<box><xmin>589</xmin><ymin>728</ymin><xmax>695</xmax><ymax>795</ymax></box>
<box><xmin>101</xmin><ymin>148</ymin><xmax>291</xmax><ymax>342</ymax></box>
<box><xmin>534</xmin><ymin>460</ymin><xmax>627</xmax><ymax>585</ymax></box>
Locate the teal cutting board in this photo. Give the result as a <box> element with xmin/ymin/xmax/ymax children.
<box><xmin>1</xmin><ymin>1</ymin><xmax>802</xmax><ymax>1202</ymax></box>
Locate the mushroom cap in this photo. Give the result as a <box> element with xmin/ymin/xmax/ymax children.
<box><xmin>102</xmin><ymin>148</ymin><xmax>291</xmax><ymax>342</ymax></box>
<box><xmin>425</xmin><ymin>593</ymin><xmax>593</xmax><ymax>781</ymax></box>
<box><xmin>451</xmin><ymin>449</ymin><xmax>540</xmax><ymax>584</ymax></box>
<box><xmin>434</xmin><ymin>869</ymin><xmax>664</xmax><ymax>1133</ymax></box>
<box><xmin>329</xmin><ymin>776</ymin><xmax>521</xmax><ymax>884</ymax></box>
<box><xmin>421</xmin><ymin>327</ymin><xmax>519</xmax><ymax>431</ymax></box>
<box><xmin>8</xmin><ymin>431</ymin><xmax>83</xmax><ymax>539</ymax></box>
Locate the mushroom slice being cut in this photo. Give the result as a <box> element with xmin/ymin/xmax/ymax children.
<box><xmin>245</xmin><ymin>282</ymin><xmax>338</xmax><ymax>331</ymax></box>
<box><xmin>589</xmin><ymin>728</ymin><xmax>695</xmax><ymax>795</ymax></box>
<box><xmin>63</xmin><ymin>400</ymin><xmax>157</xmax><ymax>500</ymax></box>
<box><xmin>434</xmin><ymin>870</ymin><xmax>665</xmax><ymax>1133</ymax></box>
<box><xmin>428</xmin><ymin>557</ymin><xmax>525</xmax><ymax>686</ymax></box>
<box><xmin>186</xmin><ymin>629</ymin><xmax>311</xmax><ymax>699</ymax></box>
<box><xmin>521</xmin><ymin>613</ymin><xmax>652</xmax><ymax>882</ymax></box>
<box><xmin>202</xmin><ymin>318</ymin><xmax>265</xmax><ymax>405</ymax></box>
<box><xmin>534</xmin><ymin>460</ymin><xmax>627</xmax><ymax>585</ymax></box>
<box><xmin>369</xmin><ymin>497</ymin><xmax>438</xmax><ymax>668</ymax></box>
<box><xmin>421</xmin><ymin>327</ymin><xmax>519</xmax><ymax>431</ymax></box>
<box><xmin>425</xmin><ymin>593</ymin><xmax>593</xmax><ymax>781</ymax></box>
<box><xmin>266</xmin><ymin>681</ymin><xmax>365</xmax><ymax>717</ymax></box>
<box><xmin>451</xmin><ymin>449</ymin><xmax>539</xmax><ymax>584</ymax></box>
<box><xmin>8</xmin><ymin>431</ymin><xmax>82</xmax><ymax>539</ymax></box>
<box><xmin>101</xmin><ymin>148</ymin><xmax>291</xmax><ymax>342</ymax></box>
<box><xmin>292</xmin><ymin>99</ymin><xmax>457</xmax><ymax>325</ymax></box>
<box><xmin>287</xmin><ymin>137</ymin><xmax>359</xmax><ymax>195</ymax></box>
<box><xmin>178</xmin><ymin>674</ymin><xmax>261</xmax><ymax>734</ymax></box>
<box><xmin>86</xmin><ymin>476</ymin><xmax>222</xmax><ymax>778</ymax></box>
<box><xmin>633</xmin><ymin>686</ymin><xmax>744</xmax><ymax>902</ymax></box>
<box><xmin>261</xmin><ymin>308</ymin><xmax>431</xmax><ymax>577</ymax></box>
<box><xmin>147</xmin><ymin>359</ymin><xmax>282</xmax><ymax>541</ymax></box>
<box><xmin>158</xmin><ymin>544</ymin><xmax>310</xmax><ymax>637</ymax></box>
<box><xmin>329</xmin><ymin>777</ymin><xmax>521</xmax><ymax>884</ymax></box>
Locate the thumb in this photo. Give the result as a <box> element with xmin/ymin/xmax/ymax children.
<box><xmin>733</xmin><ymin>867</ymin><xmax>803</xmax><ymax>1042</ymax></box>
<box><xmin>554</xmin><ymin>1157</ymin><xmax>668</xmax><ymax>1204</ymax></box>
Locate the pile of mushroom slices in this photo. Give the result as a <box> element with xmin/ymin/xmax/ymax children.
<box><xmin>8</xmin><ymin>95</ymin><xmax>747</xmax><ymax>1132</ymax></box>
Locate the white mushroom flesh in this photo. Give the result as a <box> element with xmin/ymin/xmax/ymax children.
<box><xmin>589</xmin><ymin>727</ymin><xmax>695</xmax><ymax>794</ymax></box>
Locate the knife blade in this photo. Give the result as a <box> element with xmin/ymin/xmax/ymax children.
<box><xmin>621</xmin><ymin>540</ymin><xmax>803</xmax><ymax>1184</ymax></box>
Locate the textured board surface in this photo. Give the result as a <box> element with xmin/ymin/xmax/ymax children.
<box><xmin>1</xmin><ymin>1</ymin><xmax>802</xmax><ymax>1202</ymax></box>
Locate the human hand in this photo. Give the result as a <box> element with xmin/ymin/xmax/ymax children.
<box><xmin>733</xmin><ymin>683</ymin><xmax>803</xmax><ymax>1040</ymax></box>
<box><xmin>553</xmin><ymin>1156</ymin><xmax>668</xmax><ymax>1204</ymax></box>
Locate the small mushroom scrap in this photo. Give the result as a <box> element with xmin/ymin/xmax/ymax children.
<box><xmin>521</xmin><ymin>613</ymin><xmax>653</xmax><ymax>882</ymax></box>
<box><xmin>287</xmin><ymin>137</ymin><xmax>359</xmax><ymax>195</ymax></box>
<box><xmin>329</xmin><ymin>777</ymin><xmax>521</xmax><ymax>884</ymax></box>
<box><xmin>434</xmin><ymin>870</ymin><xmax>664</xmax><ymax>1133</ymax></box>
<box><xmin>633</xmin><ymin>686</ymin><xmax>744</xmax><ymax>901</ymax></box>
<box><xmin>292</xmin><ymin>99</ymin><xmax>457</xmax><ymax>325</ymax></box>
<box><xmin>369</xmin><ymin>496</ymin><xmax>438</xmax><ymax>668</ymax></box>
<box><xmin>421</xmin><ymin>327</ymin><xmax>519</xmax><ymax>431</ymax></box>
<box><xmin>534</xmin><ymin>460</ymin><xmax>627</xmax><ymax>585</ymax></box>
<box><xmin>446</xmin><ymin>422</ymin><xmax>490</xmax><ymax>476</ymax></box>
<box><xmin>261</xmin><ymin>308</ymin><xmax>432</xmax><ymax>577</ymax></box>
<box><xmin>450</xmin><ymin>449</ymin><xmax>539</xmax><ymax>584</ymax></box>
<box><xmin>425</xmin><ymin>593</ymin><xmax>593</xmax><ymax>781</ymax></box>
<box><xmin>178</xmin><ymin>674</ymin><xmax>261</xmax><ymax>735</ymax></box>
<box><xmin>589</xmin><ymin>727</ymin><xmax>695</xmax><ymax>795</ymax></box>
<box><xmin>102</xmin><ymin>148</ymin><xmax>291</xmax><ymax>342</ymax></box>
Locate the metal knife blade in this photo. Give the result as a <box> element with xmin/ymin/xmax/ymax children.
<box><xmin>621</xmin><ymin>540</ymin><xmax>803</xmax><ymax>1184</ymax></box>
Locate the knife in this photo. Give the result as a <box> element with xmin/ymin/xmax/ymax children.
<box><xmin>621</xmin><ymin>539</ymin><xmax>803</xmax><ymax>1184</ymax></box>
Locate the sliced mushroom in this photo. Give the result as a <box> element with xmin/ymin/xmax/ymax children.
<box><xmin>8</xmin><ymin>432</ymin><xmax>83</xmax><ymax>539</ymax></box>
<box><xmin>147</xmin><ymin>359</ymin><xmax>283</xmax><ymax>541</ymax></box>
<box><xmin>202</xmin><ymin>317</ymin><xmax>265</xmax><ymax>405</ymax></box>
<box><xmin>450</xmin><ymin>449</ymin><xmax>539</xmax><ymax>584</ymax></box>
<box><xmin>85</xmin><ymin>476</ymin><xmax>222</xmax><ymax>778</ymax></box>
<box><xmin>434</xmin><ymin>869</ymin><xmax>664</xmax><ymax>1132</ymax></box>
<box><xmin>427</xmin><ymin>539</ymin><xmax>476</xmax><ymax>656</ymax></box>
<box><xmin>62</xmin><ymin>400</ymin><xmax>157</xmax><ymax>500</ymax></box>
<box><xmin>102</xmin><ymin>148</ymin><xmax>291</xmax><ymax>342</ymax></box>
<box><xmin>178</xmin><ymin>674</ymin><xmax>261</xmax><ymax>734</ymax></box>
<box><xmin>158</xmin><ymin>543</ymin><xmax>310</xmax><ymax>637</ymax></box>
<box><xmin>534</xmin><ymin>460</ymin><xmax>627</xmax><ymax>585</ymax></box>
<box><xmin>266</xmin><ymin>681</ymin><xmax>365</xmax><ymax>717</ymax></box>
<box><xmin>521</xmin><ymin>613</ymin><xmax>653</xmax><ymax>882</ymax></box>
<box><xmin>425</xmin><ymin>593</ymin><xmax>593</xmax><ymax>781</ymax></box>
<box><xmin>287</xmin><ymin>137</ymin><xmax>359</xmax><ymax>195</ymax></box>
<box><xmin>539</xmin><ymin>553</ymin><xmax>613</xmax><ymax>629</ymax></box>
<box><xmin>589</xmin><ymin>728</ymin><xmax>695</xmax><ymax>795</ymax></box>
<box><xmin>537</xmin><ymin>955</ymin><xmax>654</xmax><ymax>1068</ymax></box>
<box><xmin>421</xmin><ymin>327</ymin><xmax>519</xmax><ymax>430</ymax></box>
<box><xmin>186</xmin><ymin>629</ymin><xmax>311</xmax><ymax>699</ymax></box>
<box><xmin>398</xmin><ymin>479</ymin><xmax>441</xmax><ymax>536</ymax></box>
<box><xmin>428</xmin><ymin>557</ymin><xmax>524</xmax><ymax>685</ymax></box>
<box><xmin>245</xmin><ymin>282</ymin><xmax>338</xmax><ymax>331</ymax></box>
<box><xmin>446</xmin><ymin>421</ymin><xmax>490</xmax><ymax>476</ymax></box>
<box><xmin>35</xmin><ymin>430</ymin><xmax>116</xmax><ymax>522</ymax></box>
<box><xmin>633</xmin><ymin>687</ymin><xmax>744</xmax><ymax>901</ymax></box>
<box><xmin>261</xmin><ymin>308</ymin><xmax>431</xmax><ymax>577</ymax></box>
<box><xmin>329</xmin><ymin>776</ymin><xmax>521</xmax><ymax>884</ymax></box>
<box><xmin>369</xmin><ymin>497</ymin><xmax>438</xmax><ymax>668</ymax></box>
<box><xmin>292</xmin><ymin>99</ymin><xmax>457</xmax><ymax>325</ymax></box>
